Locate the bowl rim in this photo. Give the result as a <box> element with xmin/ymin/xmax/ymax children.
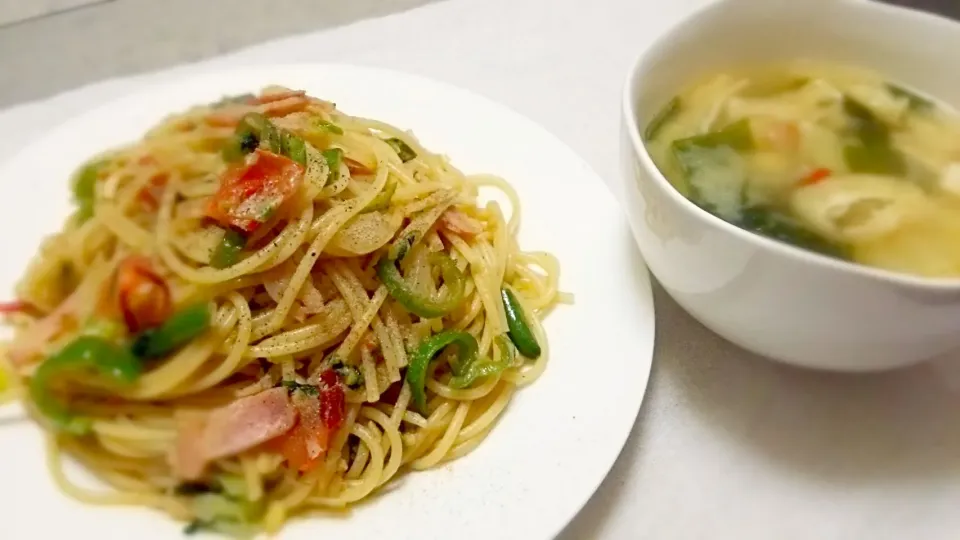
<box><xmin>621</xmin><ymin>0</ymin><xmax>960</xmax><ymax>292</ymax></box>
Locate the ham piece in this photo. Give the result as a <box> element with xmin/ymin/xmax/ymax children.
<box><xmin>172</xmin><ymin>387</ymin><xmax>296</xmax><ymax>480</ymax></box>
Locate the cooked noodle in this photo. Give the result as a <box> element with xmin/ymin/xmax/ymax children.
<box><xmin>0</xmin><ymin>86</ymin><xmax>566</xmax><ymax>536</ymax></box>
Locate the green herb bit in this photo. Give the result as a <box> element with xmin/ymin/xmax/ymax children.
<box><xmin>644</xmin><ymin>97</ymin><xmax>682</xmax><ymax>141</ymax></box>
<box><xmin>329</xmin><ymin>359</ymin><xmax>364</xmax><ymax>389</ymax></box>
<box><xmin>281</xmin><ymin>380</ymin><xmax>319</xmax><ymax>396</ymax></box>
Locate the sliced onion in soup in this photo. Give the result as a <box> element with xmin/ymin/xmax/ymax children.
<box><xmin>790</xmin><ymin>174</ymin><xmax>927</xmax><ymax>242</ymax></box>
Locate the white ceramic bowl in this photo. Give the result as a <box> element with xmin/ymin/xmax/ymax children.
<box><xmin>620</xmin><ymin>0</ymin><xmax>960</xmax><ymax>371</ymax></box>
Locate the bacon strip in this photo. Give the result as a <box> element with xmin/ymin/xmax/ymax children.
<box><xmin>171</xmin><ymin>388</ymin><xmax>297</xmax><ymax>480</ymax></box>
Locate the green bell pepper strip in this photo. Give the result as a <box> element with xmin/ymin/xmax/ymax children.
<box><xmin>501</xmin><ymin>287</ymin><xmax>541</xmax><ymax>359</ymax></box>
<box><xmin>321</xmin><ymin>148</ymin><xmax>343</xmax><ymax>185</ymax></box>
<box><xmin>132</xmin><ymin>303</ymin><xmax>212</xmax><ymax>359</ymax></box>
<box><xmin>222</xmin><ymin>113</ymin><xmax>308</xmax><ymax>165</ymax></box>
<box><xmin>376</xmin><ymin>251</ymin><xmax>466</xmax><ymax>319</ymax></box>
<box><xmin>29</xmin><ymin>336</ymin><xmax>142</xmax><ymax>434</ymax></box>
<box><xmin>312</xmin><ymin>120</ymin><xmax>344</xmax><ymax>135</ymax></box>
<box><xmin>449</xmin><ymin>335</ymin><xmax>515</xmax><ymax>389</ymax></box>
<box><xmin>210</xmin><ymin>229</ymin><xmax>247</xmax><ymax>269</ymax></box>
<box><xmin>406</xmin><ymin>330</ymin><xmax>479</xmax><ymax>413</ymax></box>
<box><xmin>72</xmin><ymin>160</ymin><xmax>106</xmax><ymax>223</ymax></box>
<box><xmin>222</xmin><ymin>114</ymin><xmax>267</xmax><ymax>162</ymax></box>
<box><xmin>362</xmin><ymin>176</ymin><xmax>397</xmax><ymax>213</ymax></box>
<box><xmin>384</xmin><ymin>137</ymin><xmax>417</xmax><ymax>162</ymax></box>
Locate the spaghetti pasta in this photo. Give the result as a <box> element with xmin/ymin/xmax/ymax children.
<box><xmin>0</xmin><ymin>87</ymin><xmax>566</xmax><ymax>536</ymax></box>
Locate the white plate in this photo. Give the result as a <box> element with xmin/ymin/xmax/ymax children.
<box><xmin>0</xmin><ymin>64</ymin><xmax>654</xmax><ymax>540</ymax></box>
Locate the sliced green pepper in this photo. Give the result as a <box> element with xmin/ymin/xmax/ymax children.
<box><xmin>376</xmin><ymin>251</ymin><xmax>465</xmax><ymax>319</ymax></box>
<box><xmin>222</xmin><ymin>114</ymin><xmax>267</xmax><ymax>163</ymax></box>
<box><xmin>407</xmin><ymin>330</ymin><xmax>478</xmax><ymax>412</ymax></box>
<box><xmin>362</xmin><ymin>176</ymin><xmax>397</xmax><ymax>213</ymax></box>
<box><xmin>449</xmin><ymin>335</ymin><xmax>514</xmax><ymax>389</ymax></box>
<box><xmin>72</xmin><ymin>160</ymin><xmax>106</xmax><ymax>223</ymax></box>
<box><xmin>312</xmin><ymin>120</ymin><xmax>344</xmax><ymax>135</ymax></box>
<box><xmin>501</xmin><ymin>287</ymin><xmax>541</xmax><ymax>359</ymax></box>
<box><xmin>644</xmin><ymin>97</ymin><xmax>681</xmax><ymax>141</ymax></box>
<box><xmin>222</xmin><ymin>113</ymin><xmax>309</xmax><ymax>165</ymax></box>
<box><xmin>322</xmin><ymin>148</ymin><xmax>343</xmax><ymax>184</ymax></box>
<box><xmin>132</xmin><ymin>303</ymin><xmax>211</xmax><ymax>359</ymax></box>
<box><xmin>278</xmin><ymin>130</ymin><xmax>307</xmax><ymax>165</ymax></box>
<box><xmin>30</xmin><ymin>336</ymin><xmax>142</xmax><ymax>434</ymax></box>
<box><xmin>842</xmin><ymin>96</ymin><xmax>906</xmax><ymax>175</ymax></box>
<box><xmin>210</xmin><ymin>229</ymin><xmax>247</xmax><ymax>269</ymax></box>
<box><xmin>385</xmin><ymin>137</ymin><xmax>417</xmax><ymax>162</ymax></box>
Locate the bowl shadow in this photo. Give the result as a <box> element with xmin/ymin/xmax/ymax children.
<box><xmin>656</xmin><ymin>281</ymin><xmax>960</xmax><ymax>485</ymax></box>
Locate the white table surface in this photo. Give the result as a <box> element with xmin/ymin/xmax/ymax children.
<box><xmin>3</xmin><ymin>0</ymin><xmax>960</xmax><ymax>538</ymax></box>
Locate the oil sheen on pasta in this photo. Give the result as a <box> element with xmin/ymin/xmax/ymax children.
<box><xmin>645</xmin><ymin>60</ymin><xmax>960</xmax><ymax>278</ymax></box>
<box><xmin>0</xmin><ymin>87</ymin><xmax>567</xmax><ymax>536</ymax></box>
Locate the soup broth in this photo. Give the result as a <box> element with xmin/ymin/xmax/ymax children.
<box><xmin>645</xmin><ymin>60</ymin><xmax>960</xmax><ymax>278</ymax></box>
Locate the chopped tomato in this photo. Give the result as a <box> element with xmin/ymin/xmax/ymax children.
<box><xmin>267</xmin><ymin>370</ymin><xmax>346</xmax><ymax>473</ymax></box>
<box><xmin>319</xmin><ymin>370</ymin><xmax>345</xmax><ymax>431</ymax></box>
<box><xmin>799</xmin><ymin>167</ymin><xmax>832</xmax><ymax>186</ymax></box>
<box><xmin>116</xmin><ymin>256</ymin><xmax>171</xmax><ymax>332</ymax></box>
<box><xmin>269</xmin><ymin>392</ymin><xmax>331</xmax><ymax>473</ymax></box>
<box><xmin>206</xmin><ymin>149</ymin><xmax>304</xmax><ymax>233</ymax></box>
<box><xmin>270</xmin><ymin>420</ymin><xmax>330</xmax><ymax>472</ymax></box>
